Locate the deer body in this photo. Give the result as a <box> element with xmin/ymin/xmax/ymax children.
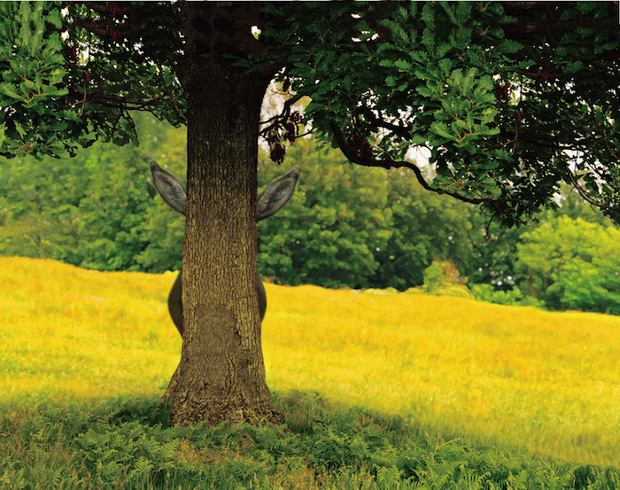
<box><xmin>150</xmin><ymin>162</ymin><xmax>299</xmax><ymax>336</ymax></box>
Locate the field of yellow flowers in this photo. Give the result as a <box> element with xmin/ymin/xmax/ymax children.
<box><xmin>1</xmin><ymin>256</ymin><xmax>619</xmax><ymax>468</ymax></box>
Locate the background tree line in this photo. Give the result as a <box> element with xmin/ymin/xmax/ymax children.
<box><xmin>1</xmin><ymin>115</ymin><xmax>618</xmax><ymax>315</ymax></box>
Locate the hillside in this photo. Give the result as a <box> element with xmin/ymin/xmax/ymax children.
<box><xmin>1</xmin><ymin>257</ymin><xmax>619</xmax><ymax>470</ymax></box>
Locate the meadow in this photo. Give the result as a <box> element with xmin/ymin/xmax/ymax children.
<box><xmin>1</xmin><ymin>256</ymin><xmax>619</xmax><ymax>488</ymax></box>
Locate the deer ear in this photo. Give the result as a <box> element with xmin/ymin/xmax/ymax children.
<box><xmin>150</xmin><ymin>161</ymin><xmax>187</xmax><ymax>216</ymax></box>
<box><xmin>257</xmin><ymin>166</ymin><xmax>300</xmax><ymax>221</ymax></box>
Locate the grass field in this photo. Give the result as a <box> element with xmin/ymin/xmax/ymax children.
<box><xmin>1</xmin><ymin>256</ymin><xmax>619</xmax><ymax>487</ymax></box>
<box><xmin>264</xmin><ymin>284</ymin><xmax>620</xmax><ymax>468</ymax></box>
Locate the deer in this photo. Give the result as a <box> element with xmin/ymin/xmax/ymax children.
<box><xmin>149</xmin><ymin>161</ymin><xmax>300</xmax><ymax>336</ymax></box>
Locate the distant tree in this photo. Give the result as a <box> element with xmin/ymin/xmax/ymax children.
<box><xmin>258</xmin><ymin>139</ymin><xmax>392</xmax><ymax>289</ymax></box>
<box><xmin>465</xmin><ymin>213</ymin><xmax>522</xmax><ymax>290</ymax></box>
<box><xmin>1</xmin><ymin>2</ymin><xmax>618</xmax><ymax>425</ymax></box>
<box><xmin>0</xmin><ymin>114</ymin><xmax>185</xmax><ymax>271</ymax></box>
<box><xmin>258</xmin><ymin>137</ymin><xmax>485</xmax><ymax>291</ymax></box>
<box><xmin>374</xmin><ymin>168</ymin><xmax>477</xmax><ymax>289</ymax></box>
<box><xmin>516</xmin><ymin>216</ymin><xmax>620</xmax><ymax>314</ymax></box>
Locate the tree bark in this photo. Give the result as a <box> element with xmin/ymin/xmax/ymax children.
<box><xmin>163</xmin><ymin>4</ymin><xmax>282</xmax><ymax>426</ymax></box>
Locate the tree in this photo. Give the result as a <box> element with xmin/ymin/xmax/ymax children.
<box><xmin>0</xmin><ymin>113</ymin><xmax>186</xmax><ymax>272</ymax></box>
<box><xmin>258</xmin><ymin>138</ymin><xmax>478</xmax><ymax>291</ymax></box>
<box><xmin>516</xmin><ymin>216</ymin><xmax>620</xmax><ymax>314</ymax></box>
<box><xmin>1</xmin><ymin>2</ymin><xmax>619</xmax><ymax>425</ymax></box>
<box><xmin>258</xmin><ymin>138</ymin><xmax>393</xmax><ymax>289</ymax></box>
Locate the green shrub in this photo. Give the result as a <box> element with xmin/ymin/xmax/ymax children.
<box><xmin>423</xmin><ymin>259</ymin><xmax>466</xmax><ymax>294</ymax></box>
<box><xmin>470</xmin><ymin>283</ymin><xmax>546</xmax><ymax>308</ymax></box>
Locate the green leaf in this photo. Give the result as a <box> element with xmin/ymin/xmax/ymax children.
<box><xmin>430</xmin><ymin>122</ymin><xmax>456</xmax><ymax>141</ymax></box>
<box><xmin>410</xmin><ymin>133</ymin><xmax>428</xmax><ymax>146</ymax></box>
<box><xmin>1</xmin><ymin>85</ymin><xmax>22</xmax><ymax>101</ymax></box>
<box><xmin>394</xmin><ymin>59</ymin><xmax>412</xmax><ymax>71</ymax></box>
<box><xmin>386</xmin><ymin>75</ymin><xmax>398</xmax><ymax>87</ymax></box>
<box><xmin>451</xmin><ymin>68</ymin><xmax>463</xmax><ymax>87</ymax></box>
<box><xmin>438</xmin><ymin>58</ymin><xmax>452</xmax><ymax>76</ymax></box>
<box><xmin>454</xmin><ymin>119</ymin><xmax>469</xmax><ymax>130</ymax></box>
<box><xmin>461</xmin><ymin>67</ymin><xmax>477</xmax><ymax>96</ymax></box>
<box><xmin>14</xmin><ymin>121</ymin><xmax>27</xmax><ymax>138</ymax></box>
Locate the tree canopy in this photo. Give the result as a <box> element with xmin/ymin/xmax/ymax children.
<box><xmin>2</xmin><ymin>2</ymin><xmax>619</xmax><ymax>225</ymax></box>
<box><xmin>263</xmin><ymin>2</ymin><xmax>620</xmax><ymax>225</ymax></box>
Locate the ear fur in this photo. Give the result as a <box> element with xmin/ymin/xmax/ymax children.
<box><xmin>257</xmin><ymin>166</ymin><xmax>300</xmax><ymax>221</ymax></box>
<box><xmin>150</xmin><ymin>161</ymin><xmax>187</xmax><ymax>216</ymax></box>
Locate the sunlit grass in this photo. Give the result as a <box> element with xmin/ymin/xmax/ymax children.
<box><xmin>2</xmin><ymin>257</ymin><xmax>619</xmax><ymax>468</ymax></box>
<box><xmin>0</xmin><ymin>257</ymin><xmax>181</xmax><ymax>403</ymax></box>
<box><xmin>264</xmin><ymin>284</ymin><xmax>620</xmax><ymax>468</ymax></box>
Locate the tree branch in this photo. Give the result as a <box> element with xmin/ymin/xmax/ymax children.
<box><xmin>260</xmin><ymin>92</ymin><xmax>304</xmax><ymax>131</ymax></box>
<box><xmin>329</xmin><ymin>121</ymin><xmax>518</xmax><ymax>206</ymax></box>
<box><xmin>74</xmin><ymin>17</ymin><xmax>137</xmax><ymax>42</ymax></box>
<box><xmin>64</xmin><ymin>88</ymin><xmax>164</xmax><ymax>115</ymax></box>
<box><xmin>83</xmin><ymin>1</ymin><xmax>134</xmax><ymax>17</ymax></box>
<box><xmin>560</xmin><ymin>154</ymin><xmax>620</xmax><ymax>211</ymax></box>
<box><xmin>353</xmin><ymin>107</ymin><xmax>412</xmax><ymax>140</ymax></box>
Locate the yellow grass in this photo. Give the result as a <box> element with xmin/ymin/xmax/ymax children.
<box><xmin>0</xmin><ymin>257</ymin><xmax>181</xmax><ymax>402</ymax></box>
<box><xmin>1</xmin><ymin>257</ymin><xmax>619</xmax><ymax>468</ymax></box>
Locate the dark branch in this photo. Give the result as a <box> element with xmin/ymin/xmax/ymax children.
<box><xmin>329</xmin><ymin>121</ymin><xmax>518</xmax><ymax>206</ymax></box>
<box><xmin>83</xmin><ymin>1</ymin><xmax>134</xmax><ymax>17</ymax></box>
<box><xmin>260</xmin><ymin>92</ymin><xmax>304</xmax><ymax>132</ymax></box>
<box><xmin>353</xmin><ymin>107</ymin><xmax>412</xmax><ymax>140</ymax></box>
<box><xmin>74</xmin><ymin>17</ymin><xmax>137</xmax><ymax>42</ymax></box>
<box><xmin>64</xmin><ymin>89</ymin><xmax>162</xmax><ymax>114</ymax></box>
<box><xmin>560</xmin><ymin>154</ymin><xmax>620</xmax><ymax>212</ymax></box>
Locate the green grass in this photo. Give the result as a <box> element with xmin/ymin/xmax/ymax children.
<box><xmin>1</xmin><ymin>257</ymin><xmax>619</xmax><ymax>488</ymax></box>
<box><xmin>2</xmin><ymin>393</ymin><xmax>618</xmax><ymax>489</ymax></box>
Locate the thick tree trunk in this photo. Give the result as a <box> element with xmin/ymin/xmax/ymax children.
<box><xmin>163</xmin><ymin>6</ymin><xmax>281</xmax><ymax>426</ymax></box>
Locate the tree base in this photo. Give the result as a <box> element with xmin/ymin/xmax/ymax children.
<box><xmin>161</xmin><ymin>362</ymin><xmax>284</xmax><ymax>428</ymax></box>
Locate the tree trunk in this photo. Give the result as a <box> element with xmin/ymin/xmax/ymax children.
<box><xmin>163</xmin><ymin>5</ymin><xmax>282</xmax><ymax>426</ymax></box>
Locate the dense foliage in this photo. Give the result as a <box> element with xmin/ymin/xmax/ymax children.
<box><xmin>0</xmin><ymin>115</ymin><xmax>185</xmax><ymax>272</ymax></box>
<box><xmin>263</xmin><ymin>2</ymin><xmax>620</xmax><ymax>225</ymax></box>
<box><xmin>1</xmin><ymin>3</ymin><xmax>619</xmax><ymax>227</ymax></box>
<box><xmin>0</xmin><ymin>2</ymin><xmax>185</xmax><ymax>157</ymax></box>
<box><xmin>258</xmin><ymin>138</ymin><xmax>479</xmax><ymax>290</ymax></box>
<box><xmin>1</xmin><ymin>117</ymin><xmax>617</xmax><ymax>314</ymax></box>
<box><xmin>517</xmin><ymin>216</ymin><xmax>620</xmax><ymax>314</ymax></box>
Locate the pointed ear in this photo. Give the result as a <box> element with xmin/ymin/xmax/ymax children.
<box><xmin>150</xmin><ymin>161</ymin><xmax>187</xmax><ymax>216</ymax></box>
<box><xmin>257</xmin><ymin>166</ymin><xmax>300</xmax><ymax>221</ymax></box>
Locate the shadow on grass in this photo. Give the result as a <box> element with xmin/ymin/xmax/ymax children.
<box><xmin>0</xmin><ymin>391</ymin><xmax>617</xmax><ymax>489</ymax></box>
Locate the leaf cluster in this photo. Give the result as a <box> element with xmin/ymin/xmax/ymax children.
<box><xmin>65</xmin><ymin>2</ymin><xmax>186</xmax><ymax>127</ymax></box>
<box><xmin>0</xmin><ymin>3</ymin><xmax>89</xmax><ymax>158</ymax></box>
<box><xmin>0</xmin><ymin>2</ymin><xmax>186</xmax><ymax>159</ymax></box>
